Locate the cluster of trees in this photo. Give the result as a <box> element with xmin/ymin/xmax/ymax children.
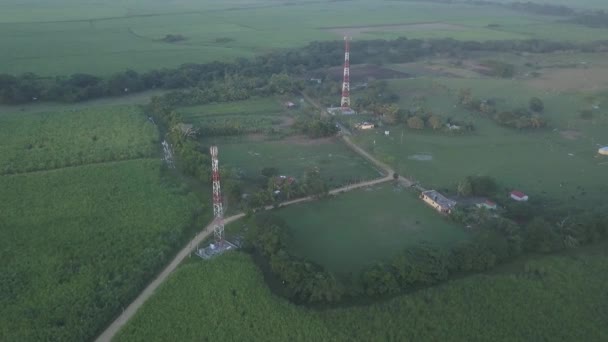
<box><xmin>404</xmin><ymin>108</ymin><xmax>475</xmax><ymax>133</ymax></box>
<box><xmin>6</xmin><ymin>36</ymin><xmax>608</xmax><ymax>104</ymax></box>
<box><xmin>293</xmin><ymin>114</ymin><xmax>338</xmax><ymax>138</ymax></box>
<box><xmin>457</xmin><ymin>175</ymin><xmax>499</xmax><ymax>197</ymax></box>
<box><xmin>245</xmin><ymin>168</ymin><xmax>329</xmax><ymax>210</ymax></box>
<box><xmin>147</xmin><ymin>96</ymin><xmax>211</xmax><ymax>182</ymax></box>
<box><xmin>478</xmin><ymin>60</ymin><xmax>515</xmax><ymax>78</ymax></box>
<box><xmin>458</xmin><ymin>89</ymin><xmax>547</xmax><ymax>129</ymax></box>
<box><xmin>244</xmin><ymin>214</ymin><xmax>344</xmax><ymax>303</ymax></box>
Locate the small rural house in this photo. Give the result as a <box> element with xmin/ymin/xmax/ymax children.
<box><xmin>356</xmin><ymin>122</ymin><xmax>375</xmax><ymax>130</ymax></box>
<box><xmin>599</xmin><ymin>146</ymin><xmax>608</xmax><ymax>156</ymax></box>
<box><xmin>274</xmin><ymin>175</ymin><xmax>296</xmax><ymax>189</ymax></box>
<box><xmin>510</xmin><ymin>191</ymin><xmax>529</xmax><ymax>202</ymax></box>
<box><xmin>421</xmin><ymin>190</ymin><xmax>457</xmax><ymax>214</ymax></box>
<box><xmin>284</xmin><ymin>101</ymin><xmax>296</xmax><ymax>109</ymax></box>
<box><xmin>476</xmin><ymin>199</ymin><xmax>497</xmax><ymax>210</ymax></box>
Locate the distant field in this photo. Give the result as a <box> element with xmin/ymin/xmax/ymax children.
<box><xmin>116</xmin><ymin>247</ymin><xmax>608</xmax><ymax>341</ymax></box>
<box><xmin>349</xmin><ymin>75</ymin><xmax>608</xmax><ymax>203</ymax></box>
<box><xmin>0</xmin><ymin>104</ymin><xmax>205</xmax><ymax>341</ymax></box>
<box><xmin>4</xmin><ymin>0</ymin><xmax>608</xmax><ymax>75</ymax></box>
<box><xmin>272</xmin><ymin>183</ymin><xmax>467</xmax><ymax>273</ymax></box>
<box><xmin>0</xmin><ymin>106</ymin><xmax>157</xmax><ymax>174</ymax></box>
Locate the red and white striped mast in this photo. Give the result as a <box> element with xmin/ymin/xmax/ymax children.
<box><xmin>210</xmin><ymin>146</ymin><xmax>224</xmax><ymax>245</ymax></box>
<box><xmin>340</xmin><ymin>36</ymin><xmax>351</xmax><ymax>109</ymax></box>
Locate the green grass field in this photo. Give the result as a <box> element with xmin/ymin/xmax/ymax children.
<box><xmin>203</xmin><ymin>135</ymin><xmax>381</xmax><ymax>191</ymax></box>
<box><xmin>0</xmin><ymin>104</ymin><xmax>207</xmax><ymax>341</ymax></box>
<box><xmin>178</xmin><ymin>97</ymin><xmax>290</xmax><ymax>134</ymax></box>
<box><xmin>0</xmin><ymin>105</ymin><xmax>158</xmax><ymax>174</ymax></box>
<box><xmin>271</xmin><ymin>183</ymin><xmax>467</xmax><ymax>273</ymax></box>
<box><xmin>350</xmin><ymin>76</ymin><xmax>608</xmax><ymax>203</ymax></box>
<box><xmin>115</xmin><ymin>247</ymin><xmax>608</xmax><ymax>341</ymax></box>
<box><xmin>4</xmin><ymin>0</ymin><xmax>608</xmax><ymax>75</ymax></box>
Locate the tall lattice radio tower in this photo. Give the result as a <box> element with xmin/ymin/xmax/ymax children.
<box><xmin>210</xmin><ymin>146</ymin><xmax>224</xmax><ymax>245</ymax></box>
<box><xmin>340</xmin><ymin>36</ymin><xmax>351</xmax><ymax>109</ymax></box>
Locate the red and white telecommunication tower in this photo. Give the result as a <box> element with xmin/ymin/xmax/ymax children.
<box><xmin>210</xmin><ymin>146</ymin><xmax>224</xmax><ymax>245</ymax></box>
<box><xmin>340</xmin><ymin>36</ymin><xmax>352</xmax><ymax>109</ymax></box>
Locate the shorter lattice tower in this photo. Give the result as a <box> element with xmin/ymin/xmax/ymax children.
<box><xmin>341</xmin><ymin>36</ymin><xmax>352</xmax><ymax>109</ymax></box>
<box><xmin>210</xmin><ymin>146</ymin><xmax>224</xmax><ymax>245</ymax></box>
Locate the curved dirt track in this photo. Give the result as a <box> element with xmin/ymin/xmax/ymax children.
<box><xmin>95</xmin><ymin>173</ymin><xmax>393</xmax><ymax>342</ymax></box>
<box><xmin>97</xmin><ymin>95</ymin><xmax>420</xmax><ymax>341</ymax></box>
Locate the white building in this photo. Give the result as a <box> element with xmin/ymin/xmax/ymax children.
<box><xmin>356</xmin><ymin>122</ymin><xmax>375</xmax><ymax>130</ymax></box>
<box><xmin>599</xmin><ymin>146</ymin><xmax>608</xmax><ymax>156</ymax></box>
<box><xmin>421</xmin><ymin>190</ymin><xmax>456</xmax><ymax>214</ymax></box>
<box><xmin>510</xmin><ymin>191</ymin><xmax>529</xmax><ymax>202</ymax></box>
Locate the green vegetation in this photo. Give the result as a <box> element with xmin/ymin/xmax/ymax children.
<box><xmin>0</xmin><ymin>159</ymin><xmax>202</xmax><ymax>341</ymax></box>
<box><xmin>203</xmin><ymin>136</ymin><xmax>380</xmax><ymax>191</ymax></box>
<box><xmin>271</xmin><ymin>183</ymin><xmax>466</xmax><ymax>273</ymax></box>
<box><xmin>4</xmin><ymin>0</ymin><xmax>608</xmax><ymax>76</ymax></box>
<box><xmin>177</xmin><ymin>97</ymin><xmax>289</xmax><ymax>137</ymax></box>
<box><xmin>353</xmin><ymin>77</ymin><xmax>608</xmax><ymax>203</ymax></box>
<box><xmin>0</xmin><ymin>104</ymin><xmax>206</xmax><ymax>341</ymax></box>
<box><xmin>116</xmin><ymin>248</ymin><xmax>608</xmax><ymax>341</ymax></box>
<box><xmin>0</xmin><ymin>106</ymin><xmax>157</xmax><ymax>174</ymax></box>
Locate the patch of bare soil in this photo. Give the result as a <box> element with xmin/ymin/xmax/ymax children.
<box><xmin>323</xmin><ymin>64</ymin><xmax>410</xmax><ymax>82</ymax></box>
<box><xmin>560</xmin><ymin>130</ymin><xmax>582</xmax><ymax>140</ymax></box>
<box><xmin>322</xmin><ymin>22</ymin><xmax>467</xmax><ymax>37</ymax></box>
<box><xmin>281</xmin><ymin>135</ymin><xmax>334</xmax><ymax>146</ymax></box>
<box><xmin>526</xmin><ymin>67</ymin><xmax>608</xmax><ymax>93</ymax></box>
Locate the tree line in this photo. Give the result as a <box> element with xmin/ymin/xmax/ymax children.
<box><xmin>458</xmin><ymin>88</ymin><xmax>548</xmax><ymax>129</ymax></box>
<box><xmin>244</xmin><ymin>177</ymin><xmax>608</xmax><ymax>304</ymax></box>
<box><xmin>5</xmin><ymin>37</ymin><xmax>608</xmax><ymax>104</ymax></box>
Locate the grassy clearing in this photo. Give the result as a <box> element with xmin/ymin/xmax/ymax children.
<box><xmin>270</xmin><ymin>183</ymin><xmax>466</xmax><ymax>273</ymax></box>
<box><xmin>0</xmin><ymin>105</ymin><xmax>157</xmax><ymax>174</ymax></box>
<box><xmin>178</xmin><ymin>97</ymin><xmax>289</xmax><ymax>134</ymax></box>
<box><xmin>350</xmin><ymin>76</ymin><xmax>608</xmax><ymax>203</ymax></box>
<box><xmin>3</xmin><ymin>0</ymin><xmax>608</xmax><ymax>75</ymax></box>
<box><xmin>115</xmin><ymin>247</ymin><xmax>608</xmax><ymax>341</ymax></box>
<box><xmin>202</xmin><ymin>136</ymin><xmax>381</xmax><ymax>191</ymax></box>
<box><xmin>0</xmin><ymin>159</ymin><xmax>202</xmax><ymax>342</ymax></box>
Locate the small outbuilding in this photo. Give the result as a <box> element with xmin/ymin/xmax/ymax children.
<box><xmin>356</xmin><ymin>122</ymin><xmax>375</xmax><ymax>130</ymax></box>
<box><xmin>510</xmin><ymin>191</ymin><xmax>529</xmax><ymax>202</ymax></box>
<box><xmin>284</xmin><ymin>101</ymin><xmax>296</xmax><ymax>109</ymax></box>
<box><xmin>599</xmin><ymin>146</ymin><xmax>608</xmax><ymax>156</ymax></box>
<box><xmin>476</xmin><ymin>199</ymin><xmax>497</xmax><ymax>210</ymax></box>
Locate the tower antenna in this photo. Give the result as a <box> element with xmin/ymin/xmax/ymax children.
<box><xmin>341</xmin><ymin>36</ymin><xmax>351</xmax><ymax>109</ymax></box>
<box><xmin>210</xmin><ymin>146</ymin><xmax>224</xmax><ymax>245</ymax></box>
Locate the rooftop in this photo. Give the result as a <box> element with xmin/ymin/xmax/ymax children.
<box><xmin>511</xmin><ymin>191</ymin><xmax>527</xmax><ymax>198</ymax></box>
<box><xmin>422</xmin><ymin>190</ymin><xmax>457</xmax><ymax>209</ymax></box>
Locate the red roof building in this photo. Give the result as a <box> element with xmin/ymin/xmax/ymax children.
<box><xmin>510</xmin><ymin>191</ymin><xmax>529</xmax><ymax>202</ymax></box>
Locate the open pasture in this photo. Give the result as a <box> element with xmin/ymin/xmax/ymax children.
<box><xmin>203</xmin><ymin>135</ymin><xmax>381</xmax><ymax>191</ymax></box>
<box><xmin>3</xmin><ymin>0</ymin><xmax>608</xmax><ymax>75</ymax></box>
<box><xmin>0</xmin><ymin>105</ymin><xmax>157</xmax><ymax>175</ymax></box>
<box><xmin>178</xmin><ymin>97</ymin><xmax>291</xmax><ymax>134</ymax></box>
<box><xmin>273</xmin><ymin>183</ymin><xmax>467</xmax><ymax>273</ymax></box>
<box><xmin>351</xmin><ymin>75</ymin><xmax>608</xmax><ymax>203</ymax></box>
<box><xmin>116</xmin><ymin>247</ymin><xmax>608</xmax><ymax>341</ymax></box>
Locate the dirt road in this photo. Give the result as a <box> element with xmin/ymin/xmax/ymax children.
<box><xmin>97</xmin><ymin>94</ymin><xmax>421</xmax><ymax>341</ymax></box>
<box><xmin>95</xmin><ymin>214</ymin><xmax>244</xmax><ymax>342</ymax></box>
<box><xmin>95</xmin><ymin>175</ymin><xmax>392</xmax><ymax>342</ymax></box>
